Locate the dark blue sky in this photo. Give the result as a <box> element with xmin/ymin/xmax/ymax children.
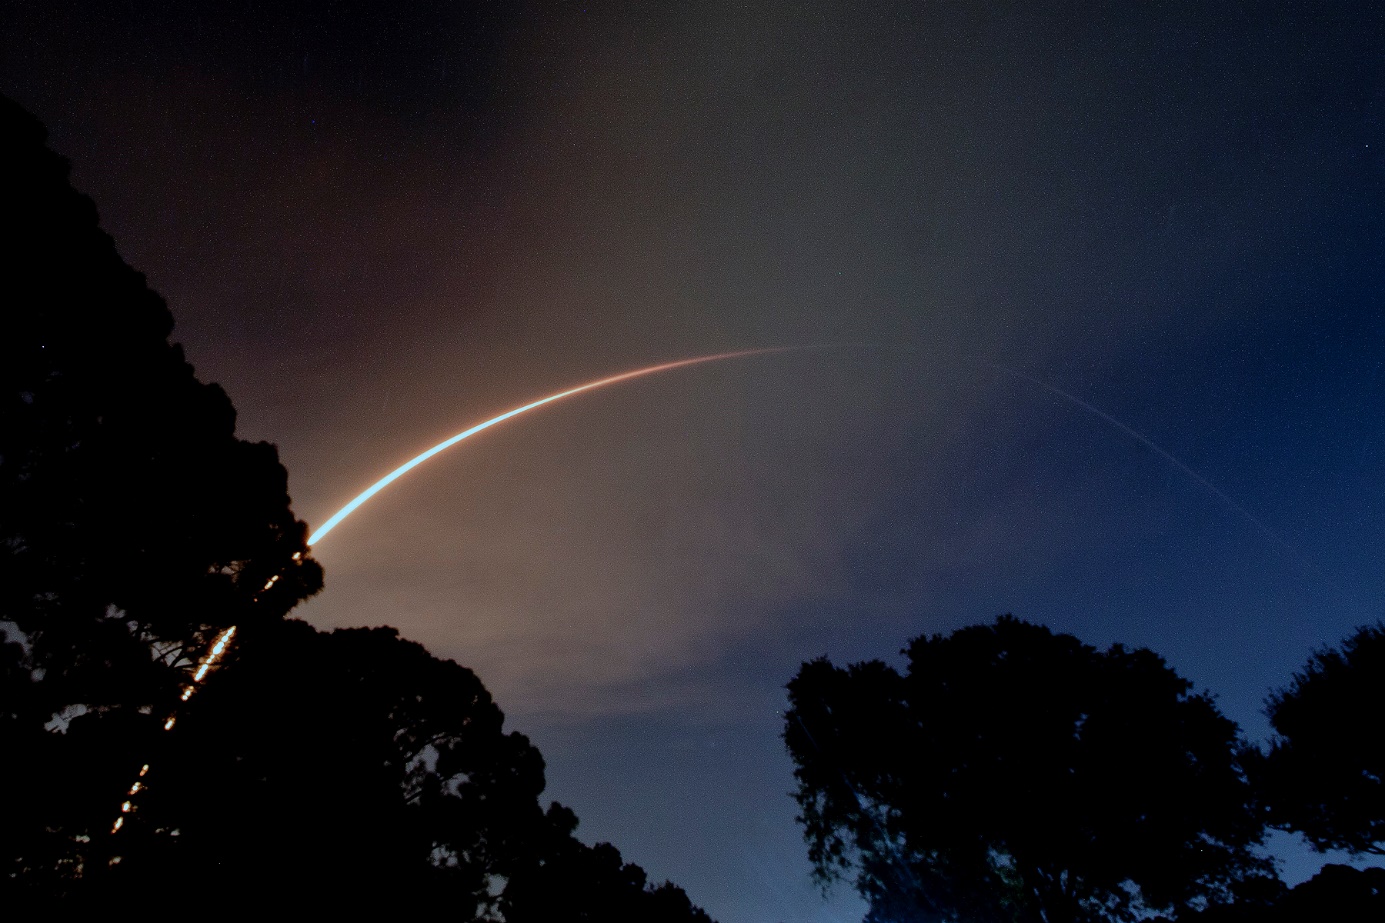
<box><xmin>4</xmin><ymin>3</ymin><xmax>1383</xmax><ymax>920</ymax></box>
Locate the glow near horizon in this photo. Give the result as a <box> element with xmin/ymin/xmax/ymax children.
<box><xmin>307</xmin><ymin>348</ymin><xmax>800</xmax><ymax>546</ymax></box>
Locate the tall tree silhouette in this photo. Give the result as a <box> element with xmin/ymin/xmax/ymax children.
<box><xmin>0</xmin><ymin>91</ymin><xmax>323</xmax><ymax>889</ymax></box>
<box><xmin>1256</xmin><ymin>622</ymin><xmax>1385</xmax><ymax>857</ymax></box>
<box><xmin>1</xmin><ymin>94</ymin><xmax>713</xmax><ymax>921</ymax></box>
<box><xmin>784</xmin><ymin>616</ymin><xmax>1271</xmax><ymax>923</ymax></box>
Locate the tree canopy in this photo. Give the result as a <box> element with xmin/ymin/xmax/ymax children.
<box><xmin>1167</xmin><ymin>865</ymin><xmax>1385</xmax><ymax>923</ymax></box>
<box><xmin>63</xmin><ymin>620</ymin><xmax>711</xmax><ymax>921</ymax></box>
<box><xmin>0</xmin><ymin>93</ymin><xmax>712</xmax><ymax>921</ymax></box>
<box><xmin>784</xmin><ymin>616</ymin><xmax>1271</xmax><ymax>923</ymax></box>
<box><xmin>1255</xmin><ymin>622</ymin><xmax>1385</xmax><ymax>857</ymax></box>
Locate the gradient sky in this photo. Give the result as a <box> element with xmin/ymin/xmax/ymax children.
<box><xmin>4</xmin><ymin>3</ymin><xmax>1384</xmax><ymax>920</ymax></box>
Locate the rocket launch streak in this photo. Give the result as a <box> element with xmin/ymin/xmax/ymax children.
<box><xmin>307</xmin><ymin>348</ymin><xmax>802</xmax><ymax>546</ymax></box>
<box><xmin>112</xmin><ymin>349</ymin><xmax>805</xmax><ymax>835</ymax></box>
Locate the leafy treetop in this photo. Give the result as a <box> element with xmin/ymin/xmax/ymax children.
<box><xmin>784</xmin><ymin>616</ymin><xmax>1272</xmax><ymax>923</ymax></box>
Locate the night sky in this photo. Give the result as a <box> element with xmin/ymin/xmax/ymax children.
<box><xmin>5</xmin><ymin>3</ymin><xmax>1384</xmax><ymax>920</ymax></box>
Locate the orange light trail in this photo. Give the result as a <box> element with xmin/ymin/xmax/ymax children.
<box><xmin>307</xmin><ymin>348</ymin><xmax>804</xmax><ymax>546</ymax></box>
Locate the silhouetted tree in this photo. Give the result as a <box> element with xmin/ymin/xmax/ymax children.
<box><xmin>1255</xmin><ymin>622</ymin><xmax>1385</xmax><ymax>857</ymax></box>
<box><xmin>1166</xmin><ymin>865</ymin><xmax>1385</xmax><ymax>923</ymax></box>
<box><xmin>60</xmin><ymin>620</ymin><xmax>711</xmax><ymax>920</ymax></box>
<box><xmin>1</xmin><ymin>91</ymin><xmax>322</xmax><ymax>890</ymax></box>
<box><xmin>70</xmin><ymin>621</ymin><xmax>535</xmax><ymax>914</ymax></box>
<box><xmin>1279</xmin><ymin>865</ymin><xmax>1385</xmax><ymax>919</ymax></box>
<box><xmin>784</xmin><ymin>616</ymin><xmax>1271</xmax><ymax>923</ymax></box>
<box><xmin>1</xmin><ymin>95</ymin><xmax>713</xmax><ymax>921</ymax></box>
<box><xmin>503</xmin><ymin>802</ymin><xmax>715</xmax><ymax>923</ymax></box>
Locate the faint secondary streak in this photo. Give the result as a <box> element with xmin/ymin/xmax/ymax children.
<box><xmin>983</xmin><ymin>361</ymin><xmax>1307</xmax><ymax>562</ymax></box>
<box><xmin>307</xmin><ymin>348</ymin><xmax>807</xmax><ymax>545</ymax></box>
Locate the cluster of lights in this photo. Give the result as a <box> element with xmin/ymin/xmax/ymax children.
<box><xmin>183</xmin><ymin>625</ymin><xmax>237</xmax><ymax>699</ymax></box>
<box><xmin>109</xmin><ymin>765</ymin><xmax>148</xmax><ymax>834</ymax></box>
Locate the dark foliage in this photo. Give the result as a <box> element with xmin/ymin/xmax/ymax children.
<box><xmin>56</xmin><ymin>621</ymin><xmax>710</xmax><ymax>920</ymax></box>
<box><xmin>0</xmin><ymin>94</ymin><xmax>712</xmax><ymax>921</ymax></box>
<box><xmin>503</xmin><ymin>802</ymin><xmax>715</xmax><ymax>923</ymax></box>
<box><xmin>784</xmin><ymin>616</ymin><xmax>1271</xmax><ymax>923</ymax></box>
<box><xmin>82</xmin><ymin>621</ymin><xmax>546</xmax><ymax>913</ymax></box>
<box><xmin>1</xmin><ymin>89</ymin><xmax>322</xmax><ymax>887</ymax></box>
<box><xmin>1254</xmin><ymin>623</ymin><xmax>1385</xmax><ymax>857</ymax></box>
<box><xmin>1168</xmin><ymin>865</ymin><xmax>1385</xmax><ymax>923</ymax></box>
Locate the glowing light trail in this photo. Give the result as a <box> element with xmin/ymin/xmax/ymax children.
<box><xmin>307</xmin><ymin>348</ymin><xmax>803</xmax><ymax>546</ymax></box>
<box><xmin>110</xmin><ymin>349</ymin><xmax>809</xmax><ymax>837</ymax></box>
<box><xmin>109</xmin><ymin>346</ymin><xmax>847</xmax><ymax>845</ymax></box>
<box><xmin>111</xmin><ymin>626</ymin><xmax>237</xmax><ymax>834</ymax></box>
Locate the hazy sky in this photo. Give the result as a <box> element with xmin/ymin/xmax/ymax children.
<box><xmin>5</xmin><ymin>3</ymin><xmax>1384</xmax><ymax>920</ymax></box>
